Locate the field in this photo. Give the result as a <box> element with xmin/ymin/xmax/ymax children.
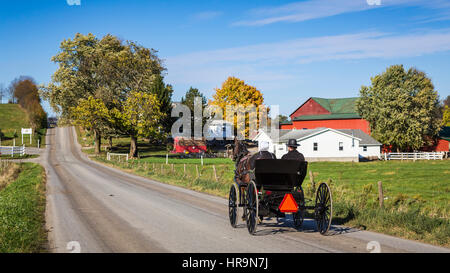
<box><xmin>0</xmin><ymin>162</ymin><xmax>47</xmax><ymax>253</ymax></box>
<box><xmin>0</xmin><ymin>104</ymin><xmax>46</xmax><ymax>148</ymax></box>
<box><xmin>76</xmin><ymin>127</ymin><xmax>450</xmax><ymax>246</ymax></box>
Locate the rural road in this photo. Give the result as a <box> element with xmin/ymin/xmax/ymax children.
<box><xmin>43</xmin><ymin>127</ymin><xmax>449</xmax><ymax>253</ymax></box>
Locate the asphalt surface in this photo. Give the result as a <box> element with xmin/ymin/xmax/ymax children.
<box><xmin>43</xmin><ymin>127</ymin><xmax>449</xmax><ymax>253</ymax></box>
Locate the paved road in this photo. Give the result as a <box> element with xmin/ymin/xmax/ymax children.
<box><xmin>44</xmin><ymin>127</ymin><xmax>449</xmax><ymax>253</ymax></box>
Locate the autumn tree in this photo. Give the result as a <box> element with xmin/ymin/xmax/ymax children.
<box><xmin>111</xmin><ymin>91</ymin><xmax>164</xmax><ymax>158</ymax></box>
<box><xmin>11</xmin><ymin>76</ymin><xmax>47</xmax><ymax>131</ymax></box>
<box><xmin>356</xmin><ymin>65</ymin><xmax>442</xmax><ymax>151</ymax></box>
<box><xmin>211</xmin><ymin>77</ymin><xmax>266</xmax><ymax>139</ymax></box>
<box><xmin>443</xmin><ymin>106</ymin><xmax>450</xmax><ymax>127</ymax></box>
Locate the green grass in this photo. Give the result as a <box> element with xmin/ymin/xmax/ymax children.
<box><xmin>0</xmin><ymin>162</ymin><xmax>47</xmax><ymax>253</ymax></box>
<box><xmin>0</xmin><ymin>104</ymin><xmax>46</xmax><ymax>148</ymax></box>
<box><xmin>77</xmin><ymin>126</ymin><xmax>450</xmax><ymax>247</ymax></box>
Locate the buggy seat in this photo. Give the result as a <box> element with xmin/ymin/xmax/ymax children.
<box><xmin>254</xmin><ymin>159</ymin><xmax>308</xmax><ymax>191</ymax></box>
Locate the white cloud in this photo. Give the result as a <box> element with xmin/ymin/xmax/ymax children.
<box><xmin>232</xmin><ymin>0</ymin><xmax>449</xmax><ymax>26</ymax></box>
<box><xmin>165</xmin><ymin>29</ymin><xmax>450</xmax><ymax>85</ymax></box>
<box><xmin>191</xmin><ymin>11</ymin><xmax>222</xmax><ymax>21</ymax></box>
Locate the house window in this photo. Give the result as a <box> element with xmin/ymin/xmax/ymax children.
<box><xmin>313</xmin><ymin>142</ymin><xmax>318</xmax><ymax>151</ymax></box>
<box><xmin>363</xmin><ymin>146</ymin><xmax>367</xmax><ymax>152</ymax></box>
<box><xmin>339</xmin><ymin>142</ymin><xmax>343</xmax><ymax>151</ymax></box>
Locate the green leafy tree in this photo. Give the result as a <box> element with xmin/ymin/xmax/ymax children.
<box><xmin>42</xmin><ymin>33</ymin><xmax>166</xmax><ymax>154</ymax></box>
<box><xmin>111</xmin><ymin>91</ymin><xmax>164</xmax><ymax>158</ymax></box>
<box><xmin>70</xmin><ymin>96</ymin><xmax>112</xmax><ymax>148</ymax></box>
<box><xmin>181</xmin><ymin>87</ymin><xmax>207</xmax><ymax>134</ymax></box>
<box><xmin>356</xmin><ymin>65</ymin><xmax>442</xmax><ymax>151</ymax></box>
<box><xmin>149</xmin><ymin>74</ymin><xmax>173</xmax><ymax>135</ymax></box>
<box><xmin>443</xmin><ymin>105</ymin><xmax>450</xmax><ymax>127</ymax></box>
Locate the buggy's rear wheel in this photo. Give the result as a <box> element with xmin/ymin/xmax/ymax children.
<box><xmin>245</xmin><ymin>181</ymin><xmax>258</xmax><ymax>235</ymax></box>
<box><xmin>228</xmin><ymin>183</ymin><xmax>239</xmax><ymax>228</ymax></box>
<box><xmin>314</xmin><ymin>183</ymin><xmax>333</xmax><ymax>235</ymax></box>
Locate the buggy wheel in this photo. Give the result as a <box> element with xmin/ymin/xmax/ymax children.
<box><xmin>228</xmin><ymin>183</ymin><xmax>239</xmax><ymax>228</ymax></box>
<box><xmin>245</xmin><ymin>181</ymin><xmax>258</xmax><ymax>235</ymax></box>
<box><xmin>314</xmin><ymin>183</ymin><xmax>333</xmax><ymax>235</ymax></box>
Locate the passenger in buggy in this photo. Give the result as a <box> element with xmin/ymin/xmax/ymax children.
<box><xmin>255</xmin><ymin>141</ymin><xmax>276</xmax><ymax>159</ymax></box>
<box><xmin>281</xmin><ymin>139</ymin><xmax>305</xmax><ymax>162</ymax></box>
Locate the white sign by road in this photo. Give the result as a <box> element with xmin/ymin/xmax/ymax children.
<box><xmin>21</xmin><ymin>128</ymin><xmax>32</xmax><ymax>144</ymax></box>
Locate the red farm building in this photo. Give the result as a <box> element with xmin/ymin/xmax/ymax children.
<box><xmin>280</xmin><ymin>97</ymin><xmax>370</xmax><ymax>134</ymax></box>
<box><xmin>173</xmin><ymin>137</ymin><xmax>207</xmax><ymax>154</ymax></box>
<box><xmin>429</xmin><ymin>126</ymin><xmax>450</xmax><ymax>152</ymax></box>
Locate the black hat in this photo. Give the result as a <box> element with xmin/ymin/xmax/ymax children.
<box><xmin>287</xmin><ymin>139</ymin><xmax>299</xmax><ymax>147</ymax></box>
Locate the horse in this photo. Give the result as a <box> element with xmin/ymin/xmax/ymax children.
<box><xmin>232</xmin><ymin>138</ymin><xmax>276</xmax><ymax>185</ymax></box>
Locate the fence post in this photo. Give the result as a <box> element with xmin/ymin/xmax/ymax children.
<box><xmin>196</xmin><ymin>165</ymin><xmax>199</xmax><ymax>178</ymax></box>
<box><xmin>166</xmin><ymin>154</ymin><xmax>168</xmax><ymax>164</ymax></box>
<box><xmin>309</xmin><ymin>171</ymin><xmax>315</xmax><ymax>194</ymax></box>
<box><xmin>201</xmin><ymin>155</ymin><xmax>203</xmax><ymax>166</ymax></box>
<box><xmin>11</xmin><ymin>146</ymin><xmax>13</xmax><ymax>158</ymax></box>
<box><xmin>213</xmin><ymin>165</ymin><xmax>218</xmax><ymax>182</ymax></box>
<box><xmin>183</xmin><ymin>164</ymin><xmax>186</xmax><ymax>176</ymax></box>
<box><xmin>378</xmin><ymin>181</ymin><xmax>384</xmax><ymax>208</ymax></box>
<box><xmin>171</xmin><ymin>163</ymin><xmax>174</xmax><ymax>173</ymax></box>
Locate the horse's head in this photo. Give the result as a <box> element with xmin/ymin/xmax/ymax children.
<box><xmin>232</xmin><ymin>138</ymin><xmax>248</xmax><ymax>161</ymax></box>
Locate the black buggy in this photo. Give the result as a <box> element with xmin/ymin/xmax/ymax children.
<box><xmin>228</xmin><ymin>159</ymin><xmax>333</xmax><ymax>235</ymax></box>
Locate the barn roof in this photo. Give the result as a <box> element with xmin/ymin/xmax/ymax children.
<box><xmin>290</xmin><ymin>97</ymin><xmax>361</xmax><ymax>121</ymax></box>
<box><xmin>439</xmin><ymin>126</ymin><xmax>450</xmax><ymax>141</ymax></box>
<box><xmin>310</xmin><ymin>97</ymin><xmax>359</xmax><ymax>114</ymax></box>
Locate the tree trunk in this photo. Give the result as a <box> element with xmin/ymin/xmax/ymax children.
<box><xmin>94</xmin><ymin>129</ymin><xmax>101</xmax><ymax>154</ymax></box>
<box><xmin>130</xmin><ymin>135</ymin><xmax>138</xmax><ymax>158</ymax></box>
<box><xmin>108</xmin><ymin>136</ymin><xmax>113</xmax><ymax>151</ymax></box>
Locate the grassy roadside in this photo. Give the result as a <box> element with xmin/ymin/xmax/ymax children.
<box><xmin>76</xmin><ymin>127</ymin><xmax>449</xmax><ymax>247</ymax></box>
<box><xmin>0</xmin><ymin>104</ymin><xmax>46</xmax><ymax>148</ymax></box>
<box><xmin>0</xmin><ymin>162</ymin><xmax>47</xmax><ymax>253</ymax></box>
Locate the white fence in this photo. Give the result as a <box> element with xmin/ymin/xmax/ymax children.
<box><xmin>107</xmin><ymin>152</ymin><xmax>128</xmax><ymax>161</ymax></box>
<box><xmin>383</xmin><ymin>152</ymin><xmax>445</xmax><ymax>161</ymax></box>
<box><xmin>0</xmin><ymin>145</ymin><xmax>26</xmax><ymax>157</ymax></box>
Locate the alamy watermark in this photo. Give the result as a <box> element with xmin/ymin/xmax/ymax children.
<box><xmin>366</xmin><ymin>0</ymin><xmax>381</xmax><ymax>6</ymax></box>
<box><xmin>171</xmin><ymin>97</ymin><xmax>280</xmax><ymax>141</ymax></box>
<box><xmin>67</xmin><ymin>0</ymin><xmax>81</xmax><ymax>6</ymax></box>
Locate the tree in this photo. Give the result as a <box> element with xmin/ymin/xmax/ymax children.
<box><xmin>211</xmin><ymin>77</ymin><xmax>266</xmax><ymax>138</ymax></box>
<box><xmin>443</xmin><ymin>95</ymin><xmax>450</xmax><ymax>107</ymax></box>
<box><xmin>41</xmin><ymin>33</ymin><xmax>166</xmax><ymax>154</ymax></box>
<box><xmin>181</xmin><ymin>87</ymin><xmax>207</xmax><ymax>135</ymax></box>
<box><xmin>443</xmin><ymin>106</ymin><xmax>450</xmax><ymax>127</ymax></box>
<box><xmin>149</xmin><ymin>74</ymin><xmax>173</xmax><ymax>135</ymax></box>
<box><xmin>356</xmin><ymin>65</ymin><xmax>442</xmax><ymax>151</ymax></box>
<box><xmin>0</xmin><ymin>83</ymin><xmax>5</xmax><ymax>104</ymax></box>
<box><xmin>278</xmin><ymin>115</ymin><xmax>289</xmax><ymax>124</ymax></box>
<box><xmin>11</xmin><ymin>76</ymin><xmax>47</xmax><ymax>132</ymax></box>
<box><xmin>111</xmin><ymin>91</ymin><xmax>164</xmax><ymax>158</ymax></box>
<box><xmin>70</xmin><ymin>96</ymin><xmax>112</xmax><ymax>148</ymax></box>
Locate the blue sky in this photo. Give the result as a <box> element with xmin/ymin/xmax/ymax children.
<box><xmin>1</xmin><ymin>0</ymin><xmax>450</xmax><ymax>117</ymax></box>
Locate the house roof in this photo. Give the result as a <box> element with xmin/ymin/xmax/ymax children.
<box><xmin>259</xmin><ymin>128</ymin><xmax>381</xmax><ymax>146</ymax></box>
<box><xmin>335</xmin><ymin>129</ymin><xmax>382</xmax><ymax>146</ymax></box>
<box><xmin>439</xmin><ymin>126</ymin><xmax>450</xmax><ymax>141</ymax></box>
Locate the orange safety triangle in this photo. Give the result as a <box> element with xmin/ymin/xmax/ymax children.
<box><xmin>279</xmin><ymin>193</ymin><xmax>298</xmax><ymax>213</ymax></box>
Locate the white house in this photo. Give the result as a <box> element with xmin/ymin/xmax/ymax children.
<box><xmin>205</xmin><ymin>120</ymin><xmax>234</xmax><ymax>140</ymax></box>
<box><xmin>253</xmin><ymin>128</ymin><xmax>381</xmax><ymax>162</ymax></box>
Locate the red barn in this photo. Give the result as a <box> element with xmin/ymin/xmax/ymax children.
<box><xmin>434</xmin><ymin>126</ymin><xmax>450</xmax><ymax>152</ymax></box>
<box><xmin>280</xmin><ymin>97</ymin><xmax>370</xmax><ymax>134</ymax></box>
